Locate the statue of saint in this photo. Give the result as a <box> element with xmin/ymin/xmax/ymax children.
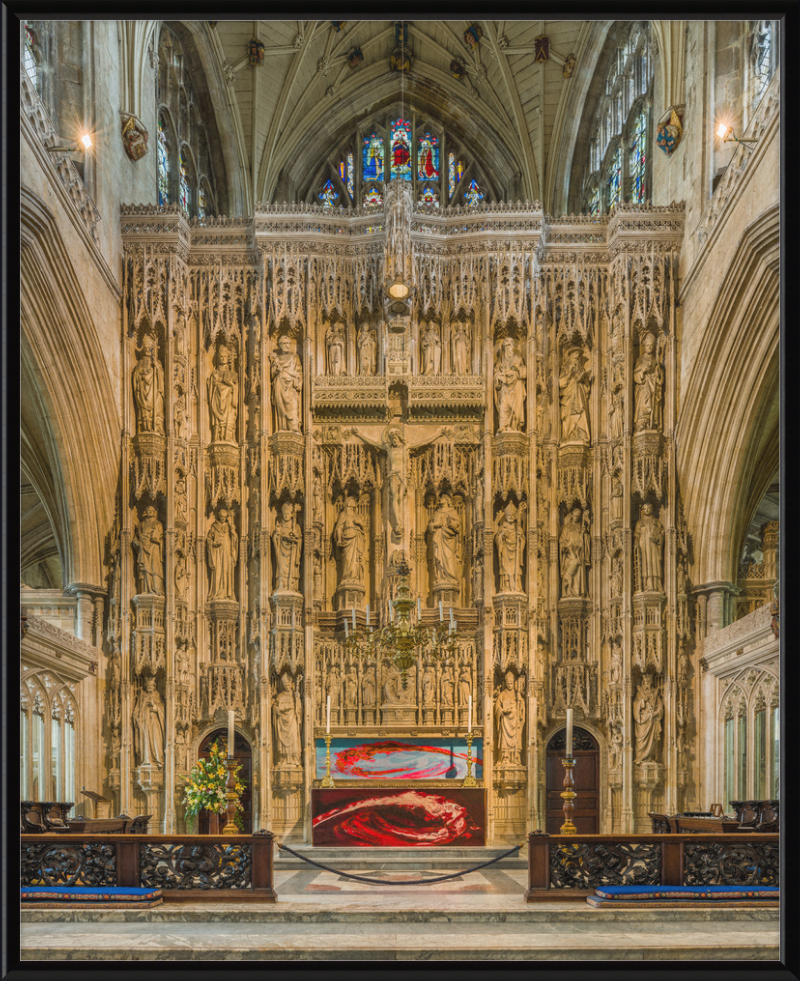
<box><xmin>494</xmin><ymin>501</ymin><xmax>526</xmax><ymax>593</ymax></box>
<box><xmin>133</xmin><ymin>675</ymin><xmax>165</xmax><ymax>766</ymax></box>
<box><xmin>458</xmin><ymin>665</ymin><xmax>471</xmax><ymax>707</ymax></box>
<box><xmin>333</xmin><ymin>496</ymin><xmax>365</xmax><ymax>583</ymax></box>
<box><xmin>132</xmin><ymin>505</ymin><xmax>165</xmax><ymax>595</ymax></box>
<box><xmin>559</xmin><ymin>507</ymin><xmax>590</xmax><ymax>597</ymax></box>
<box><xmin>174</xmin><ymin>552</ymin><xmax>189</xmax><ymax>600</ymax></box>
<box><xmin>383</xmin><ymin>664</ymin><xmax>404</xmax><ymax>704</ymax></box>
<box><xmin>421</xmin><ymin>322</ymin><xmax>442</xmax><ymax>375</ymax></box>
<box><xmin>494</xmin><ymin>338</ymin><xmax>527</xmax><ymax>433</ymax></box>
<box><xmin>428</xmin><ymin>493</ymin><xmax>460</xmax><ymax>586</ymax></box>
<box><xmin>559</xmin><ymin>346</ymin><xmax>591</xmax><ymax>443</ymax></box>
<box><xmin>634</xmin><ymin>503</ymin><xmax>665</xmax><ymax>591</ymax></box>
<box><xmin>208</xmin><ymin>344</ymin><xmax>238</xmax><ymax>443</ymax></box>
<box><xmin>273</xmin><ymin>671</ymin><xmax>302</xmax><ymax>765</ymax></box>
<box><xmin>451</xmin><ymin>323</ymin><xmax>471</xmax><ymax>375</ymax></box>
<box><xmin>272</xmin><ymin>502</ymin><xmax>302</xmax><ymax>592</ymax></box>
<box><xmin>270</xmin><ymin>335</ymin><xmax>303</xmax><ymax>433</ymax></box>
<box><xmin>494</xmin><ymin>670</ymin><xmax>524</xmax><ymax>765</ymax></box>
<box><xmin>206</xmin><ymin>507</ymin><xmax>238</xmax><ymax>601</ymax></box>
<box><xmin>633</xmin><ymin>333</ymin><xmax>664</xmax><ymax>432</ymax></box>
<box><xmin>440</xmin><ymin>663</ymin><xmax>455</xmax><ymax>707</ymax></box>
<box><xmin>422</xmin><ymin>664</ymin><xmax>436</xmax><ymax>705</ymax></box>
<box><xmin>343</xmin><ymin>667</ymin><xmax>358</xmax><ymax>707</ymax></box>
<box><xmin>132</xmin><ymin>334</ymin><xmax>165</xmax><ymax>435</ymax></box>
<box><xmin>633</xmin><ymin>674</ymin><xmax>664</xmax><ymax>764</ymax></box>
<box><xmin>361</xmin><ymin>667</ymin><xmax>376</xmax><ymax>708</ymax></box>
<box><xmin>357</xmin><ymin>322</ymin><xmax>378</xmax><ymax>375</ymax></box>
<box><xmin>326</xmin><ymin>321</ymin><xmax>346</xmax><ymax>376</ymax></box>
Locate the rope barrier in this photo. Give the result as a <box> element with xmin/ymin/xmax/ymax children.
<box><xmin>276</xmin><ymin>841</ymin><xmax>523</xmax><ymax>885</ymax></box>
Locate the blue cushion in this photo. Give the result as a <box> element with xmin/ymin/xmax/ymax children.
<box><xmin>21</xmin><ymin>886</ymin><xmax>161</xmax><ymax>902</ymax></box>
<box><xmin>594</xmin><ymin>884</ymin><xmax>778</xmax><ymax>900</ymax></box>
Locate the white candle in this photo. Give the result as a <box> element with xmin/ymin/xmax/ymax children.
<box><xmin>417</xmin><ymin>597</ymin><xmax>422</xmax><ymax>618</ymax></box>
<box><xmin>344</xmin><ymin>619</ymin><xmax>349</xmax><ymax>638</ymax></box>
<box><xmin>352</xmin><ymin>608</ymin><xmax>356</xmax><ymax>630</ymax></box>
<box><xmin>326</xmin><ymin>695</ymin><xmax>331</xmax><ymax>733</ymax></box>
<box><xmin>566</xmin><ymin>708</ymin><xmax>573</xmax><ymax>758</ymax></box>
<box><xmin>227</xmin><ymin>710</ymin><xmax>235</xmax><ymax>757</ymax></box>
<box><xmin>439</xmin><ymin>599</ymin><xmax>443</xmax><ymax>621</ymax></box>
<box><xmin>292</xmin><ymin>608</ymin><xmax>296</xmax><ymax>628</ymax></box>
<box><xmin>366</xmin><ymin>603</ymin><xmax>370</xmax><ymax>626</ymax></box>
<box><xmin>390</xmin><ymin>604</ymin><xmax>394</xmax><ymax>622</ymax></box>
<box><xmin>468</xmin><ymin>695</ymin><xmax>472</xmax><ymax>733</ymax></box>
<box><xmin>450</xmin><ymin>606</ymin><xmax>453</xmax><ymax>623</ymax></box>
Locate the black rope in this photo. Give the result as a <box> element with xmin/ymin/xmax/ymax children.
<box><xmin>276</xmin><ymin>841</ymin><xmax>523</xmax><ymax>885</ymax></box>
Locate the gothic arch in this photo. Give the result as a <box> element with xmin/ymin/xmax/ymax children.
<box><xmin>20</xmin><ymin>188</ymin><xmax>119</xmax><ymax>588</ymax></box>
<box><xmin>676</xmin><ymin>205</ymin><xmax>779</xmax><ymax>586</ymax></box>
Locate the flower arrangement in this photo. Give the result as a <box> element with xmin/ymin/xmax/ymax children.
<box><xmin>183</xmin><ymin>739</ymin><xmax>246</xmax><ymax>830</ymax></box>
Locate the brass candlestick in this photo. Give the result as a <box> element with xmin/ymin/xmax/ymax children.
<box><xmin>560</xmin><ymin>757</ymin><xmax>577</xmax><ymax>834</ymax></box>
<box><xmin>221</xmin><ymin>757</ymin><xmax>240</xmax><ymax>835</ymax></box>
<box><xmin>320</xmin><ymin>732</ymin><xmax>335</xmax><ymax>788</ymax></box>
<box><xmin>462</xmin><ymin>730</ymin><xmax>477</xmax><ymax>787</ymax></box>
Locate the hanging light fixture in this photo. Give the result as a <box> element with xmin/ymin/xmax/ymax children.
<box><xmin>386</xmin><ymin>22</ymin><xmax>410</xmax><ymax>305</ymax></box>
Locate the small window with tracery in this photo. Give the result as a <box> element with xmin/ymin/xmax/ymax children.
<box><xmin>448</xmin><ymin>153</ymin><xmax>465</xmax><ymax>198</ymax></box>
<box><xmin>319</xmin><ymin>179</ymin><xmax>339</xmax><ymax>207</ymax></box>
<box><xmin>390</xmin><ymin>118</ymin><xmax>412</xmax><ymax>181</ymax></box>
<box><xmin>179</xmin><ymin>147</ymin><xmax>191</xmax><ymax>215</ymax></box>
<box><xmin>629</xmin><ymin>109</ymin><xmax>647</xmax><ymax>204</ymax></box>
<box><xmin>157</xmin><ymin>115</ymin><xmax>170</xmax><ymax>206</ymax></box>
<box><xmin>23</xmin><ymin>23</ymin><xmax>38</xmax><ymax>87</ymax></box>
<box><xmin>606</xmin><ymin>144</ymin><xmax>622</xmax><ymax>210</ymax></box>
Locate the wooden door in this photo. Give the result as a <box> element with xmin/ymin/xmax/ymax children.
<box><xmin>545</xmin><ymin>727</ymin><xmax>599</xmax><ymax>834</ymax></box>
<box><xmin>198</xmin><ymin>729</ymin><xmax>253</xmax><ymax>833</ymax></box>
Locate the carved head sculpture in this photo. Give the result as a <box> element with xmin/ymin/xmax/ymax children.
<box><xmin>505</xmin><ymin>501</ymin><xmax>518</xmax><ymax>522</ymax></box>
<box><xmin>143</xmin><ymin>675</ymin><xmax>156</xmax><ymax>692</ymax></box>
<box><xmin>385</xmin><ymin>426</ymin><xmax>403</xmax><ymax>447</ymax></box>
<box><xmin>440</xmin><ymin>492</ymin><xmax>452</xmax><ymax>510</ymax></box>
<box><xmin>345</xmin><ymin>495</ymin><xmax>357</xmax><ymax>511</ymax></box>
<box><xmin>218</xmin><ymin>507</ymin><xmax>230</xmax><ymax>525</ymax></box>
<box><xmin>499</xmin><ymin>337</ymin><xmax>516</xmax><ymax>362</ymax></box>
<box><xmin>143</xmin><ymin>505</ymin><xmax>158</xmax><ymax>520</ymax></box>
<box><xmin>139</xmin><ymin>334</ymin><xmax>157</xmax><ymax>360</ymax></box>
<box><xmin>217</xmin><ymin>344</ymin><xmax>232</xmax><ymax>368</ymax></box>
<box><xmin>504</xmin><ymin>670</ymin><xmax>515</xmax><ymax>690</ymax></box>
<box><xmin>280</xmin><ymin>671</ymin><xmax>293</xmax><ymax>692</ymax></box>
<box><xmin>641</xmin><ymin>332</ymin><xmax>656</xmax><ymax>356</ymax></box>
<box><xmin>280</xmin><ymin>502</ymin><xmax>294</xmax><ymax>522</ymax></box>
<box><xmin>571</xmin><ymin>507</ymin><xmax>582</xmax><ymax>523</ymax></box>
<box><xmin>641</xmin><ymin>503</ymin><xmax>653</xmax><ymax>517</ymax></box>
<box><xmin>278</xmin><ymin>334</ymin><xmax>292</xmax><ymax>354</ymax></box>
<box><xmin>564</xmin><ymin>345</ymin><xmax>581</xmax><ymax>367</ymax></box>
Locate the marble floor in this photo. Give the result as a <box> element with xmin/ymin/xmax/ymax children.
<box><xmin>20</xmin><ymin>869</ymin><xmax>780</xmax><ymax>961</ymax></box>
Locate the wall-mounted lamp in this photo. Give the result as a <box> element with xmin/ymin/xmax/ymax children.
<box><xmin>716</xmin><ymin>123</ymin><xmax>757</xmax><ymax>151</ymax></box>
<box><xmin>46</xmin><ymin>134</ymin><xmax>93</xmax><ymax>153</ymax></box>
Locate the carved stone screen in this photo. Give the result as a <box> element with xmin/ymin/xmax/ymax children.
<box><xmin>113</xmin><ymin>186</ymin><xmax>687</xmax><ymax>839</ymax></box>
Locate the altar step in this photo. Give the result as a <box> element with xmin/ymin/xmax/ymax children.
<box><xmin>273</xmin><ymin>843</ymin><xmax>528</xmax><ymax>870</ymax></box>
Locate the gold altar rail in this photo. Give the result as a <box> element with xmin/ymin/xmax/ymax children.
<box><xmin>525</xmin><ymin>832</ymin><xmax>780</xmax><ymax>902</ymax></box>
<box><xmin>20</xmin><ymin>833</ymin><xmax>276</xmax><ymax>903</ymax></box>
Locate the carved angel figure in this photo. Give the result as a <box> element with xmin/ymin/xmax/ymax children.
<box><xmin>132</xmin><ymin>334</ymin><xmax>165</xmax><ymax>435</ymax></box>
<box><xmin>494</xmin><ymin>338</ymin><xmax>527</xmax><ymax>432</ymax></box>
<box><xmin>207</xmin><ymin>343</ymin><xmax>238</xmax><ymax>442</ymax></box>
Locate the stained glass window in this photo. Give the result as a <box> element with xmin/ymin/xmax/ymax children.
<box><xmin>588</xmin><ymin>185</ymin><xmax>600</xmax><ymax>215</ymax></box>
<box><xmin>362</xmin><ymin>133</ymin><xmax>384</xmax><ymax>183</ymax></box>
<box><xmin>418</xmin><ymin>186</ymin><xmax>439</xmax><ymax>207</ymax></box>
<box><xmin>346</xmin><ymin>152</ymin><xmax>354</xmax><ymax>198</ymax></box>
<box><xmin>629</xmin><ymin>110</ymin><xmax>647</xmax><ymax>203</ymax></box>
<box><xmin>448</xmin><ymin>154</ymin><xmax>465</xmax><ymax>198</ymax></box>
<box><xmin>198</xmin><ymin>184</ymin><xmax>209</xmax><ymax>218</ymax></box>
<box><xmin>390</xmin><ymin>118</ymin><xmax>412</xmax><ymax>181</ymax></box>
<box><xmin>157</xmin><ymin>115</ymin><xmax>170</xmax><ymax>206</ymax></box>
<box><xmin>363</xmin><ymin>186</ymin><xmax>383</xmax><ymax>208</ymax></box>
<box><xmin>23</xmin><ymin>24</ymin><xmax>37</xmax><ymax>86</ymax></box>
<box><xmin>179</xmin><ymin>148</ymin><xmax>191</xmax><ymax>214</ymax></box>
<box><xmin>464</xmin><ymin>178</ymin><xmax>484</xmax><ymax>207</ymax></box>
<box><xmin>319</xmin><ymin>179</ymin><xmax>339</xmax><ymax>207</ymax></box>
<box><xmin>606</xmin><ymin>144</ymin><xmax>621</xmax><ymax>210</ymax></box>
<box><xmin>751</xmin><ymin>21</ymin><xmax>773</xmax><ymax>108</ymax></box>
<box><xmin>417</xmin><ymin>133</ymin><xmax>439</xmax><ymax>180</ymax></box>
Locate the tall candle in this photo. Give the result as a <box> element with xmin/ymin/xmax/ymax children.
<box><xmin>344</xmin><ymin>619</ymin><xmax>349</xmax><ymax>638</ymax></box>
<box><xmin>352</xmin><ymin>608</ymin><xmax>356</xmax><ymax>630</ymax></box>
<box><xmin>390</xmin><ymin>603</ymin><xmax>394</xmax><ymax>622</ymax></box>
<box><xmin>468</xmin><ymin>695</ymin><xmax>472</xmax><ymax>733</ymax></box>
<box><xmin>566</xmin><ymin>708</ymin><xmax>573</xmax><ymax>758</ymax></box>
<box><xmin>450</xmin><ymin>606</ymin><xmax>453</xmax><ymax>623</ymax></box>
<box><xmin>439</xmin><ymin>599</ymin><xmax>443</xmax><ymax>621</ymax></box>
<box><xmin>417</xmin><ymin>597</ymin><xmax>422</xmax><ymax>618</ymax></box>
<box><xmin>292</xmin><ymin>608</ymin><xmax>296</xmax><ymax>628</ymax></box>
<box><xmin>326</xmin><ymin>695</ymin><xmax>331</xmax><ymax>732</ymax></box>
<box><xmin>366</xmin><ymin>603</ymin><xmax>370</xmax><ymax>626</ymax></box>
<box><xmin>227</xmin><ymin>710</ymin><xmax>235</xmax><ymax>757</ymax></box>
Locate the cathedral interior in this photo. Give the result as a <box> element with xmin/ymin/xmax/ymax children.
<box><xmin>19</xmin><ymin>17</ymin><xmax>780</xmax><ymax>852</ymax></box>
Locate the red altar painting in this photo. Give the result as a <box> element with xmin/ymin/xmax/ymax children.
<box><xmin>311</xmin><ymin>788</ymin><xmax>486</xmax><ymax>846</ymax></box>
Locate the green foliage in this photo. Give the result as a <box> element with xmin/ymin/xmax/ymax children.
<box><xmin>182</xmin><ymin>739</ymin><xmax>246</xmax><ymax>822</ymax></box>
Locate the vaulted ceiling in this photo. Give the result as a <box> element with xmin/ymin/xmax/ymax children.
<box><xmin>194</xmin><ymin>19</ymin><xmax>613</xmax><ymax>213</ymax></box>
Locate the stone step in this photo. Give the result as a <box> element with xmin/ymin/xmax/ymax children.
<box><xmin>273</xmin><ymin>843</ymin><xmax>528</xmax><ymax>870</ymax></box>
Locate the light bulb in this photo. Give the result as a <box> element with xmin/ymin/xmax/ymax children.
<box><xmin>80</xmin><ymin>134</ymin><xmax>93</xmax><ymax>149</ymax></box>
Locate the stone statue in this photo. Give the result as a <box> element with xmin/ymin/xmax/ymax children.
<box><xmin>383</xmin><ymin>663</ymin><xmax>404</xmax><ymax>704</ymax></box>
<box><xmin>174</xmin><ymin>388</ymin><xmax>188</xmax><ymax>439</ymax></box>
<box><xmin>272</xmin><ymin>502</ymin><xmax>302</xmax><ymax>592</ymax></box>
<box><xmin>207</xmin><ymin>343</ymin><xmax>238</xmax><ymax>443</ymax></box>
<box><xmin>458</xmin><ymin>665</ymin><xmax>471</xmax><ymax>706</ymax></box>
<box><xmin>440</xmin><ymin>663</ymin><xmax>455</xmax><ymax>707</ymax></box>
<box><xmin>494</xmin><ymin>338</ymin><xmax>527</xmax><ymax>433</ymax></box>
<box><xmin>270</xmin><ymin>335</ymin><xmax>303</xmax><ymax>433</ymax></box>
<box><xmin>333</xmin><ymin>496</ymin><xmax>365</xmax><ymax>583</ymax></box>
<box><xmin>343</xmin><ymin>667</ymin><xmax>358</xmax><ymax>707</ymax></box>
<box><xmin>634</xmin><ymin>503</ymin><xmax>664</xmax><ymax>591</ymax></box>
<box><xmin>609</xmin><ymin>388</ymin><xmax>624</xmax><ymax>442</ymax></box>
<box><xmin>559</xmin><ymin>346</ymin><xmax>591</xmax><ymax>442</ymax></box>
<box><xmin>428</xmin><ymin>493</ymin><xmax>460</xmax><ymax>586</ymax></box>
<box><xmin>357</xmin><ymin>322</ymin><xmax>378</xmax><ymax>375</ymax></box>
<box><xmin>451</xmin><ymin>323</ymin><xmax>471</xmax><ymax>374</ymax></box>
<box><xmin>633</xmin><ymin>333</ymin><xmax>664</xmax><ymax>432</ymax></box>
<box><xmin>174</xmin><ymin>552</ymin><xmax>188</xmax><ymax>600</ymax></box>
<box><xmin>422</xmin><ymin>664</ymin><xmax>436</xmax><ymax>705</ymax></box>
<box><xmin>206</xmin><ymin>507</ymin><xmax>238</xmax><ymax>601</ymax></box>
<box><xmin>326</xmin><ymin>320</ymin><xmax>346</xmax><ymax>376</ymax></box>
<box><xmin>421</xmin><ymin>321</ymin><xmax>442</xmax><ymax>375</ymax></box>
<box><xmin>273</xmin><ymin>671</ymin><xmax>302</xmax><ymax>765</ymax></box>
<box><xmin>325</xmin><ymin>665</ymin><xmax>341</xmax><ymax>712</ymax></box>
<box><xmin>536</xmin><ymin>388</ymin><xmax>551</xmax><ymax>440</ymax></box>
<box><xmin>132</xmin><ymin>505</ymin><xmax>165</xmax><ymax>595</ymax></box>
<box><xmin>494</xmin><ymin>670</ymin><xmax>524</xmax><ymax>765</ymax></box>
<box><xmin>610</xmin><ymin>641</ymin><xmax>622</xmax><ymax>685</ymax></box>
<box><xmin>559</xmin><ymin>507</ymin><xmax>590</xmax><ymax>597</ymax></box>
<box><xmin>633</xmin><ymin>674</ymin><xmax>664</xmax><ymax>764</ymax></box>
<box><xmin>494</xmin><ymin>501</ymin><xmax>526</xmax><ymax>593</ymax></box>
<box><xmin>361</xmin><ymin>667</ymin><xmax>376</xmax><ymax>708</ymax></box>
<box><xmin>610</xmin><ymin>553</ymin><xmax>623</xmax><ymax>598</ymax></box>
<box><xmin>474</xmin><ymin>471</ymin><xmax>485</xmax><ymax>523</ymax></box>
<box><xmin>132</xmin><ymin>334</ymin><xmax>165</xmax><ymax>435</ymax></box>
<box><xmin>175</xmin><ymin>473</ymin><xmax>188</xmax><ymax>517</ymax></box>
<box><xmin>609</xmin><ymin>728</ymin><xmax>624</xmax><ymax>769</ymax></box>
<box><xmin>133</xmin><ymin>675</ymin><xmax>165</xmax><ymax>765</ymax></box>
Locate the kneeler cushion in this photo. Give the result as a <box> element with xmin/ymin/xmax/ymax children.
<box><xmin>22</xmin><ymin>885</ymin><xmax>162</xmax><ymax>904</ymax></box>
<box><xmin>593</xmin><ymin>885</ymin><xmax>779</xmax><ymax>900</ymax></box>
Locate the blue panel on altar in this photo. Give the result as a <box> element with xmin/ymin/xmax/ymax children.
<box><xmin>315</xmin><ymin>737</ymin><xmax>483</xmax><ymax>780</ymax></box>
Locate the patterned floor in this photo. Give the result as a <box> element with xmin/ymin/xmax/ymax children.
<box><xmin>276</xmin><ymin>868</ymin><xmax>527</xmax><ymax>894</ymax></box>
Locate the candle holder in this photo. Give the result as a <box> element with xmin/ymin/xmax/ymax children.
<box><xmin>320</xmin><ymin>732</ymin><xmax>335</xmax><ymax>788</ymax></box>
<box><xmin>221</xmin><ymin>757</ymin><xmax>240</xmax><ymax>835</ymax></box>
<box><xmin>559</xmin><ymin>757</ymin><xmax>577</xmax><ymax>835</ymax></box>
<box><xmin>462</xmin><ymin>730</ymin><xmax>477</xmax><ymax>787</ymax></box>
